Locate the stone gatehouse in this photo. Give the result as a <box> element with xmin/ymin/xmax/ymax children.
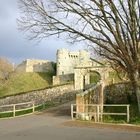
<box><xmin>53</xmin><ymin>48</ymin><xmax>104</xmax><ymax>85</ymax></box>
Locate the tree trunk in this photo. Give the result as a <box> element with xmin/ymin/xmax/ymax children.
<box><xmin>135</xmin><ymin>83</ymin><xmax>140</xmax><ymax>115</ymax></box>
<box><xmin>131</xmin><ymin>71</ymin><xmax>140</xmax><ymax>115</ymax></box>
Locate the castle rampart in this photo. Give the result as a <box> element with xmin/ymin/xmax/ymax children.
<box><xmin>16</xmin><ymin>59</ymin><xmax>55</xmax><ymax>73</ymax></box>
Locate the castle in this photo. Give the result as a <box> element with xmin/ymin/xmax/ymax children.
<box><xmin>16</xmin><ymin>48</ymin><xmax>104</xmax><ymax>86</ymax></box>
<box><xmin>16</xmin><ymin>48</ymin><xmax>91</xmax><ymax>73</ymax></box>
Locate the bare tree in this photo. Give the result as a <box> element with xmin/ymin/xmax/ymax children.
<box><xmin>18</xmin><ymin>0</ymin><xmax>140</xmax><ymax>113</ymax></box>
<box><xmin>0</xmin><ymin>57</ymin><xmax>13</xmax><ymax>80</ymax></box>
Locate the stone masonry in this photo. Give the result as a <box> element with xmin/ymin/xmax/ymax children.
<box><xmin>0</xmin><ymin>84</ymin><xmax>75</xmax><ymax>106</ymax></box>
<box><xmin>76</xmin><ymin>83</ymin><xmax>103</xmax><ymax>113</ymax></box>
<box><xmin>16</xmin><ymin>59</ymin><xmax>55</xmax><ymax>73</ymax></box>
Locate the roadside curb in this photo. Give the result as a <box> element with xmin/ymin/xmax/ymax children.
<box><xmin>62</xmin><ymin>120</ymin><xmax>140</xmax><ymax>132</ymax></box>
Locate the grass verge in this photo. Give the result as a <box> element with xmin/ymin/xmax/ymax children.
<box><xmin>103</xmin><ymin>104</ymin><xmax>140</xmax><ymax>125</ymax></box>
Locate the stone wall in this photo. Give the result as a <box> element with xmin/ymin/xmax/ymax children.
<box><xmin>104</xmin><ymin>82</ymin><xmax>136</xmax><ymax>104</ymax></box>
<box><xmin>53</xmin><ymin>74</ymin><xmax>74</xmax><ymax>85</ymax></box>
<box><xmin>0</xmin><ymin>84</ymin><xmax>75</xmax><ymax>106</ymax></box>
<box><xmin>16</xmin><ymin>59</ymin><xmax>55</xmax><ymax>73</ymax></box>
<box><xmin>76</xmin><ymin>82</ymin><xmax>136</xmax><ymax>108</ymax></box>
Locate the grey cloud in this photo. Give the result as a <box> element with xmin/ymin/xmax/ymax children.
<box><xmin>0</xmin><ymin>0</ymin><xmax>84</xmax><ymax>64</ymax></box>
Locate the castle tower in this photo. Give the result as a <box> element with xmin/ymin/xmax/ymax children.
<box><xmin>79</xmin><ymin>50</ymin><xmax>90</xmax><ymax>66</ymax></box>
<box><xmin>56</xmin><ymin>49</ymin><xmax>90</xmax><ymax>76</ymax></box>
<box><xmin>57</xmin><ymin>48</ymin><xmax>69</xmax><ymax>75</ymax></box>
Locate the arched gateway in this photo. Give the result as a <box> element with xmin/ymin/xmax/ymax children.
<box><xmin>74</xmin><ymin>64</ymin><xmax>111</xmax><ymax>90</ymax></box>
<box><xmin>74</xmin><ymin>62</ymin><xmax>112</xmax><ymax>121</ymax></box>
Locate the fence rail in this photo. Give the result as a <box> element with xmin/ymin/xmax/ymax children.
<box><xmin>71</xmin><ymin>104</ymin><xmax>130</xmax><ymax>123</ymax></box>
<box><xmin>0</xmin><ymin>101</ymin><xmax>40</xmax><ymax>118</ymax></box>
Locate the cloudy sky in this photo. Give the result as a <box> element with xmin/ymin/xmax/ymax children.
<box><xmin>0</xmin><ymin>0</ymin><xmax>85</xmax><ymax>64</ymax></box>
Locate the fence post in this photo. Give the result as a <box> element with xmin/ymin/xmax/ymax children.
<box><xmin>71</xmin><ymin>104</ymin><xmax>74</xmax><ymax>120</ymax></box>
<box><xmin>43</xmin><ymin>101</ymin><xmax>45</xmax><ymax>110</ymax></box>
<box><xmin>97</xmin><ymin>105</ymin><xmax>100</xmax><ymax>122</ymax></box>
<box><xmin>32</xmin><ymin>102</ymin><xmax>35</xmax><ymax>113</ymax></box>
<box><xmin>100</xmin><ymin>104</ymin><xmax>103</xmax><ymax>122</ymax></box>
<box><xmin>127</xmin><ymin>105</ymin><xmax>130</xmax><ymax>123</ymax></box>
<box><xmin>13</xmin><ymin>105</ymin><xmax>16</xmax><ymax>117</ymax></box>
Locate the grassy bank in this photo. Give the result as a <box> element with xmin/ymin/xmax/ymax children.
<box><xmin>0</xmin><ymin>72</ymin><xmax>55</xmax><ymax>97</ymax></box>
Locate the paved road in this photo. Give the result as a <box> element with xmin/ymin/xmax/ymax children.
<box><xmin>0</xmin><ymin>103</ymin><xmax>140</xmax><ymax>140</ymax></box>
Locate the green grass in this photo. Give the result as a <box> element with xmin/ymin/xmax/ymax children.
<box><xmin>103</xmin><ymin>106</ymin><xmax>128</xmax><ymax>123</ymax></box>
<box><xmin>0</xmin><ymin>72</ymin><xmax>55</xmax><ymax>97</ymax></box>
<box><xmin>90</xmin><ymin>71</ymin><xmax>122</xmax><ymax>84</ymax></box>
<box><xmin>108</xmin><ymin>71</ymin><xmax>126</xmax><ymax>84</ymax></box>
<box><xmin>15</xmin><ymin>109</ymin><xmax>33</xmax><ymax>116</ymax></box>
<box><xmin>0</xmin><ymin>112</ymin><xmax>13</xmax><ymax>118</ymax></box>
<box><xmin>103</xmin><ymin>104</ymin><xmax>140</xmax><ymax>124</ymax></box>
<box><xmin>35</xmin><ymin>101</ymin><xmax>55</xmax><ymax>112</ymax></box>
<box><xmin>90</xmin><ymin>72</ymin><xmax>101</xmax><ymax>84</ymax></box>
<box><xmin>129</xmin><ymin>104</ymin><xmax>140</xmax><ymax>124</ymax></box>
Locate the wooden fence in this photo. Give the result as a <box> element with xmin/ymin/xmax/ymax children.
<box><xmin>71</xmin><ymin>104</ymin><xmax>130</xmax><ymax>123</ymax></box>
<box><xmin>0</xmin><ymin>101</ymin><xmax>40</xmax><ymax>118</ymax></box>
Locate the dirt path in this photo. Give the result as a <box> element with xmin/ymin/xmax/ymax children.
<box><xmin>40</xmin><ymin>100</ymin><xmax>75</xmax><ymax>117</ymax></box>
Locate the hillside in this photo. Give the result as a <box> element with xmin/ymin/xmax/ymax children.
<box><xmin>0</xmin><ymin>72</ymin><xmax>55</xmax><ymax>97</ymax></box>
